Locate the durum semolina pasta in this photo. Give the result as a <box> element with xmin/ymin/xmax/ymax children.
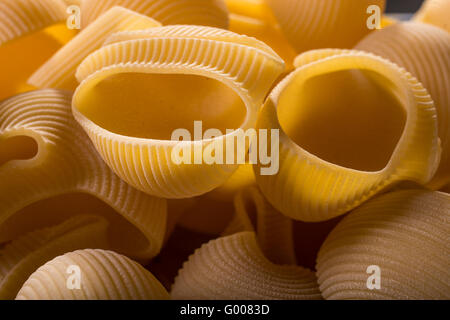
<box><xmin>0</xmin><ymin>0</ymin><xmax>448</xmax><ymax>302</ymax></box>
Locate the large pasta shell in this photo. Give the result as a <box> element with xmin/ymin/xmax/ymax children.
<box><xmin>356</xmin><ymin>22</ymin><xmax>450</xmax><ymax>189</ymax></box>
<box><xmin>29</xmin><ymin>6</ymin><xmax>161</xmax><ymax>91</ymax></box>
<box><xmin>316</xmin><ymin>190</ymin><xmax>450</xmax><ymax>300</ymax></box>
<box><xmin>265</xmin><ymin>0</ymin><xmax>386</xmax><ymax>53</ymax></box>
<box><xmin>414</xmin><ymin>0</ymin><xmax>450</xmax><ymax>33</ymax></box>
<box><xmin>0</xmin><ymin>89</ymin><xmax>167</xmax><ymax>261</ymax></box>
<box><xmin>16</xmin><ymin>249</ymin><xmax>169</xmax><ymax>300</ymax></box>
<box><xmin>80</xmin><ymin>0</ymin><xmax>229</xmax><ymax>29</ymax></box>
<box><xmin>0</xmin><ymin>0</ymin><xmax>75</xmax><ymax>100</ymax></box>
<box><xmin>72</xmin><ymin>25</ymin><xmax>285</xmax><ymax>199</ymax></box>
<box><xmin>254</xmin><ymin>49</ymin><xmax>440</xmax><ymax>222</ymax></box>
<box><xmin>171</xmin><ymin>232</ymin><xmax>321</xmax><ymax>300</ymax></box>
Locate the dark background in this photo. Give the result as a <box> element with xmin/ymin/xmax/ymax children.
<box><xmin>386</xmin><ymin>0</ymin><xmax>425</xmax><ymax>13</ymax></box>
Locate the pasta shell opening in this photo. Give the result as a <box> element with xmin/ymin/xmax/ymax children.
<box><xmin>277</xmin><ymin>69</ymin><xmax>407</xmax><ymax>172</ymax></box>
<box><xmin>0</xmin><ymin>135</ymin><xmax>38</xmax><ymax>166</ymax></box>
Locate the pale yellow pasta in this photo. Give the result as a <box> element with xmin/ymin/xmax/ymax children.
<box><xmin>29</xmin><ymin>6</ymin><xmax>161</xmax><ymax>91</ymax></box>
<box><xmin>414</xmin><ymin>0</ymin><xmax>450</xmax><ymax>33</ymax></box>
<box><xmin>355</xmin><ymin>22</ymin><xmax>450</xmax><ymax>189</ymax></box>
<box><xmin>16</xmin><ymin>249</ymin><xmax>169</xmax><ymax>300</ymax></box>
<box><xmin>255</xmin><ymin>49</ymin><xmax>440</xmax><ymax>222</ymax></box>
<box><xmin>72</xmin><ymin>25</ymin><xmax>285</xmax><ymax>199</ymax></box>
<box><xmin>0</xmin><ymin>89</ymin><xmax>166</xmax><ymax>261</ymax></box>
<box><xmin>80</xmin><ymin>0</ymin><xmax>229</xmax><ymax>29</ymax></box>
<box><xmin>171</xmin><ymin>232</ymin><xmax>321</xmax><ymax>300</ymax></box>
<box><xmin>317</xmin><ymin>190</ymin><xmax>450</xmax><ymax>300</ymax></box>
<box><xmin>0</xmin><ymin>0</ymin><xmax>76</xmax><ymax>100</ymax></box>
<box><xmin>0</xmin><ymin>215</ymin><xmax>108</xmax><ymax>300</ymax></box>
<box><xmin>265</xmin><ymin>0</ymin><xmax>386</xmax><ymax>53</ymax></box>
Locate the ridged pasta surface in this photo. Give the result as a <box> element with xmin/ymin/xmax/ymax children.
<box><xmin>317</xmin><ymin>190</ymin><xmax>450</xmax><ymax>300</ymax></box>
<box><xmin>356</xmin><ymin>22</ymin><xmax>450</xmax><ymax>189</ymax></box>
<box><xmin>16</xmin><ymin>249</ymin><xmax>169</xmax><ymax>300</ymax></box>
<box><xmin>171</xmin><ymin>232</ymin><xmax>321</xmax><ymax>300</ymax></box>
<box><xmin>0</xmin><ymin>216</ymin><xmax>108</xmax><ymax>300</ymax></box>
<box><xmin>266</xmin><ymin>0</ymin><xmax>386</xmax><ymax>53</ymax></box>
<box><xmin>29</xmin><ymin>6</ymin><xmax>162</xmax><ymax>91</ymax></box>
<box><xmin>255</xmin><ymin>49</ymin><xmax>440</xmax><ymax>222</ymax></box>
<box><xmin>72</xmin><ymin>25</ymin><xmax>285</xmax><ymax>199</ymax></box>
<box><xmin>0</xmin><ymin>89</ymin><xmax>167</xmax><ymax>261</ymax></box>
<box><xmin>80</xmin><ymin>0</ymin><xmax>229</xmax><ymax>29</ymax></box>
<box><xmin>414</xmin><ymin>0</ymin><xmax>450</xmax><ymax>32</ymax></box>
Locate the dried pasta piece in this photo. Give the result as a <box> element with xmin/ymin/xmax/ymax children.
<box><xmin>29</xmin><ymin>6</ymin><xmax>161</xmax><ymax>91</ymax></box>
<box><xmin>317</xmin><ymin>190</ymin><xmax>450</xmax><ymax>300</ymax></box>
<box><xmin>255</xmin><ymin>49</ymin><xmax>440</xmax><ymax>222</ymax></box>
<box><xmin>223</xmin><ymin>186</ymin><xmax>297</xmax><ymax>265</ymax></box>
<box><xmin>81</xmin><ymin>0</ymin><xmax>229</xmax><ymax>29</ymax></box>
<box><xmin>0</xmin><ymin>215</ymin><xmax>108</xmax><ymax>300</ymax></box>
<box><xmin>0</xmin><ymin>0</ymin><xmax>75</xmax><ymax>100</ymax></box>
<box><xmin>0</xmin><ymin>89</ymin><xmax>167</xmax><ymax>261</ymax></box>
<box><xmin>414</xmin><ymin>0</ymin><xmax>450</xmax><ymax>33</ymax></box>
<box><xmin>355</xmin><ymin>22</ymin><xmax>450</xmax><ymax>189</ymax></box>
<box><xmin>16</xmin><ymin>249</ymin><xmax>169</xmax><ymax>300</ymax></box>
<box><xmin>266</xmin><ymin>0</ymin><xmax>386</xmax><ymax>53</ymax></box>
<box><xmin>171</xmin><ymin>232</ymin><xmax>321</xmax><ymax>300</ymax></box>
<box><xmin>73</xmin><ymin>25</ymin><xmax>285</xmax><ymax>199</ymax></box>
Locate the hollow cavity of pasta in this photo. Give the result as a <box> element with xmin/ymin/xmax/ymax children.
<box><xmin>0</xmin><ymin>89</ymin><xmax>167</xmax><ymax>261</ymax></box>
<box><xmin>265</xmin><ymin>0</ymin><xmax>386</xmax><ymax>53</ymax></box>
<box><xmin>0</xmin><ymin>0</ymin><xmax>76</xmax><ymax>100</ymax></box>
<box><xmin>16</xmin><ymin>249</ymin><xmax>170</xmax><ymax>300</ymax></box>
<box><xmin>356</xmin><ymin>22</ymin><xmax>450</xmax><ymax>189</ymax></box>
<box><xmin>317</xmin><ymin>190</ymin><xmax>450</xmax><ymax>300</ymax></box>
<box><xmin>171</xmin><ymin>232</ymin><xmax>322</xmax><ymax>300</ymax></box>
<box><xmin>254</xmin><ymin>49</ymin><xmax>440</xmax><ymax>222</ymax></box>
<box><xmin>72</xmin><ymin>25</ymin><xmax>285</xmax><ymax>199</ymax></box>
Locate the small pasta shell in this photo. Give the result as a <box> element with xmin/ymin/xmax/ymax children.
<box><xmin>29</xmin><ymin>6</ymin><xmax>162</xmax><ymax>91</ymax></box>
<box><xmin>0</xmin><ymin>89</ymin><xmax>167</xmax><ymax>261</ymax></box>
<box><xmin>171</xmin><ymin>232</ymin><xmax>321</xmax><ymax>300</ymax></box>
<box><xmin>0</xmin><ymin>215</ymin><xmax>108</xmax><ymax>300</ymax></box>
<box><xmin>265</xmin><ymin>0</ymin><xmax>386</xmax><ymax>53</ymax></box>
<box><xmin>80</xmin><ymin>0</ymin><xmax>229</xmax><ymax>29</ymax></box>
<box><xmin>254</xmin><ymin>49</ymin><xmax>440</xmax><ymax>222</ymax></box>
<box><xmin>16</xmin><ymin>249</ymin><xmax>169</xmax><ymax>300</ymax></box>
<box><xmin>355</xmin><ymin>22</ymin><xmax>450</xmax><ymax>189</ymax></box>
<box><xmin>316</xmin><ymin>190</ymin><xmax>450</xmax><ymax>300</ymax></box>
<box><xmin>414</xmin><ymin>0</ymin><xmax>450</xmax><ymax>33</ymax></box>
<box><xmin>72</xmin><ymin>25</ymin><xmax>285</xmax><ymax>199</ymax></box>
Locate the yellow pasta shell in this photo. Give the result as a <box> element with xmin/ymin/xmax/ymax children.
<box><xmin>80</xmin><ymin>0</ymin><xmax>229</xmax><ymax>29</ymax></box>
<box><xmin>29</xmin><ymin>6</ymin><xmax>161</xmax><ymax>91</ymax></box>
<box><xmin>0</xmin><ymin>215</ymin><xmax>108</xmax><ymax>300</ymax></box>
<box><xmin>0</xmin><ymin>89</ymin><xmax>167</xmax><ymax>261</ymax></box>
<box><xmin>414</xmin><ymin>0</ymin><xmax>450</xmax><ymax>33</ymax></box>
<box><xmin>171</xmin><ymin>232</ymin><xmax>321</xmax><ymax>300</ymax></box>
<box><xmin>72</xmin><ymin>25</ymin><xmax>285</xmax><ymax>199</ymax></box>
<box><xmin>265</xmin><ymin>0</ymin><xmax>386</xmax><ymax>53</ymax></box>
<box><xmin>355</xmin><ymin>22</ymin><xmax>450</xmax><ymax>189</ymax></box>
<box><xmin>16</xmin><ymin>249</ymin><xmax>169</xmax><ymax>300</ymax></box>
<box><xmin>0</xmin><ymin>0</ymin><xmax>75</xmax><ymax>100</ymax></box>
<box><xmin>316</xmin><ymin>190</ymin><xmax>450</xmax><ymax>300</ymax></box>
<box><xmin>254</xmin><ymin>49</ymin><xmax>440</xmax><ymax>222</ymax></box>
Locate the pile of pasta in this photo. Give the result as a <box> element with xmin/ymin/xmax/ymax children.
<box><xmin>0</xmin><ymin>0</ymin><xmax>449</xmax><ymax>300</ymax></box>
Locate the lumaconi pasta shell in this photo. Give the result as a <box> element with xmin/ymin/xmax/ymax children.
<box><xmin>72</xmin><ymin>25</ymin><xmax>285</xmax><ymax>199</ymax></box>
<box><xmin>254</xmin><ymin>49</ymin><xmax>441</xmax><ymax>222</ymax></box>
<box><xmin>171</xmin><ymin>232</ymin><xmax>322</xmax><ymax>300</ymax></box>
<box><xmin>223</xmin><ymin>186</ymin><xmax>296</xmax><ymax>265</ymax></box>
<box><xmin>265</xmin><ymin>0</ymin><xmax>386</xmax><ymax>53</ymax></box>
<box><xmin>80</xmin><ymin>0</ymin><xmax>229</xmax><ymax>29</ymax></box>
<box><xmin>316</xmin><ymin>190</ymin><xmax>450</xmax><ymax>300</ymax></box>
<box><xmin>414</xmin><ymin>0</ymin><xmax>450</xmax><ymax>33</ymax></box>
<box><xmin>355</xmin><ymin>22</ymin><xmax>450</xmax><ymax>189</ymax></box>
<box><xmin>0</xmin><ymin>215</ymin><xmax>108</xmax><ymax>300</ymax></box>
<box><xmin>28</xmin><ymin>6</ymin><xmax>162</xmax><ymax>91</ymax></box>
<box><xmin>0</xmin><ymin>89</ymin><xmax>167</xmax><ymax>261</ymax></box>
<box><xmin>16</xmin><ymin>249</ymin><xmax>170</xmax><ymax>300</ymax></box>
